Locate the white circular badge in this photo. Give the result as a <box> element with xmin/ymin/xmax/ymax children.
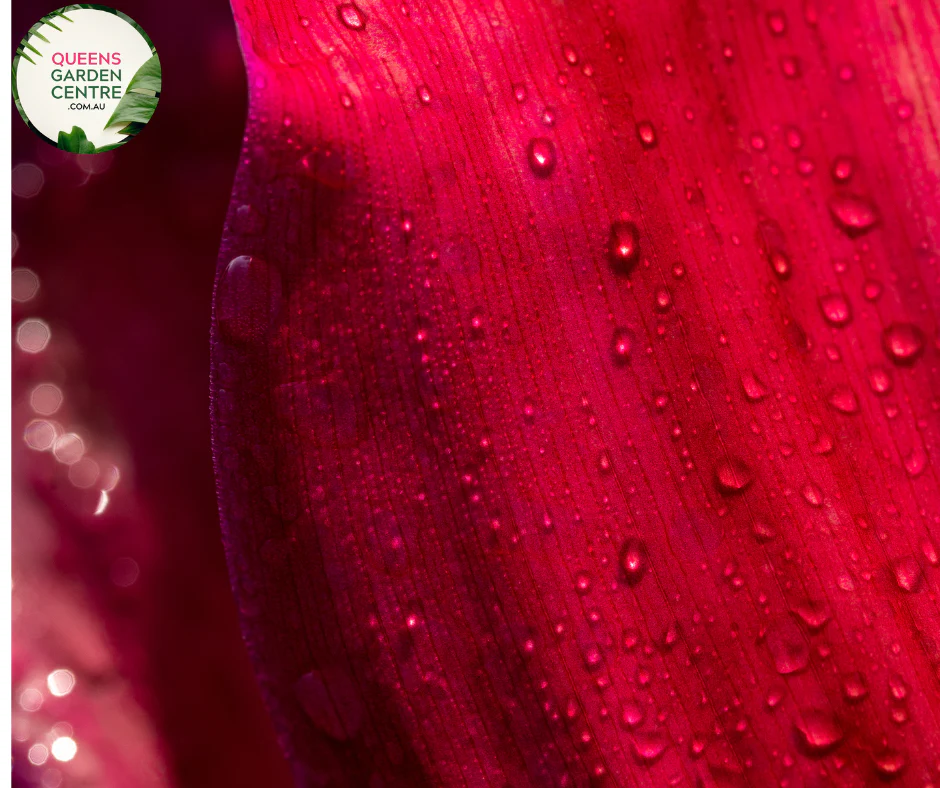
<box><xmin>13</xmin><ymin>6</ymin><xmax>160</xmax><ymax>153</ymax></box>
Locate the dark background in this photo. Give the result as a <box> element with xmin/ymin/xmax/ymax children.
<box><xmin>12</xmin><ymin>1</ymin><xmax>290</xmax><ymax>784</ymax></box>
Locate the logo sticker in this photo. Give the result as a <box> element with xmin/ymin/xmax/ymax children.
<box><xmin>13</xmin><ymin>5</ymin><xmax>160</xmax><ymax>153</ymax></box>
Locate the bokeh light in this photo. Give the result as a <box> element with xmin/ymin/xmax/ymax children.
<box><xmin>47</xmin><ymin>669</ymin><xmax>76</xmax><ymax>698</ymax></box>
<box><xmin>24</xmin><ymin>419</ymin><xmax>58</xmax><ymax>451</ymax></box>
<box><xmin>50</xmin><ymin>736</ymin><xmax>77</xmax><ymax>762</ymax></box>
<box><xmin>52</xmin><ymin>433</ymin><xmax>85</xmax><ymax>465</ymax></box>
<box><xmin>29</xmin><ymin>383</ymin><xmax>63</xmax><ymax>416</ymax></box>
<box><xmin>27</xmin><ymin>743</ymin><xmax>49</xmax><ymax>766</ymax></box>
<box><xmin>11</xmin><ymin>267</ymin><xmax>39</xmax><ymax>302</ymax></box>
<box><xmin>15</xmin><ymin>318</ymin><xmax>51</xmax><ymax>353</ymax></box>
<box><xmin>19</xmin><ymin>688</ymin><xmax>43</xmax><ymax>712</ymax></box>
<box><xmin>12</xmin><ymin>163</ymin><xmax>44</xmax><ymax>198</ymax></box>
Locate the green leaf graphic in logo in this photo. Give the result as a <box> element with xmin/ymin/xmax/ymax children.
<box><xmin>57</xmin><ymin>125</ymin><xmax>96</xmax><ymax>154</ymax></box>
<box><xmin>105</xmin><ymin>53</ymin><xmax>161</xmax><ymax>133</ymax></box>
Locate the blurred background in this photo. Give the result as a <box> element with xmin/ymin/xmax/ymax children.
<box><xmin>11</xmin><ymin>1</ymin><xmax>291</xmax><ymax>785</ymax></box>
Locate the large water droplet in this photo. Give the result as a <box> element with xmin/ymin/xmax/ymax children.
<box><xmin>882</xmin><ymin>322</ymin><xmax>925</xmax><ymax>366</ymax></box>
<box><xmin>892</xmin><ymin>556</ymin><xmax>923</xmax><ymax>592</ymax></box>
<box><xmin>794</xmin><ymin>711</ymin><xmax>843</xmax><ymax>755</ymax></box>
<box><xmin>741</xmin><ymin>372</ymin><xmax>769</xmax><ymax>402</ymax></box>
<box><xmin>632</xmin><ymin>731</ymin><xmax>667</xmax><ymax>763</ymax></box>
<box><xmin>793</xmin><ymin>601</ymin><xmax>829</xmax><ymax>631</ymax></box>
<box><xmin>872</xmin><ymin>748</ymin><xmax>907</xmax><ymax>781</ymax></box>
<box><xmin>767</xmin><ymin>621</ymin><xmax>809</xmax><ymax>674</ymax></box>
<box><xmin>801</xmin><ymin>482</ymin><xmax>824</xmax><ymax>508</ymax></box>
<box><xmin>607</xmin><ymin>221</ymin><xmax>640</xmax><ymax>275</ymax></box>
<box><xmin>526</xmin><ymin>137</ymin><xmax>556</xmax><ymax>178</ymax></box>
<box><xmin>338</xmin><ymin>3</ymin><xmax>366</xmax><ymax>30</ymax></box>
<box><xmin>619</xmin><ymin>538</ymin><xmax>648</xmax><ymax>586</ymax></box>
<box><xmin>715</xmin><ymin>457</ymin><xmax>753</xmax><ymax>495</ymax></box>
<box><xmin>216</xmin><ymin>255</ymin><xmax>282</xmax><ymax>344</ymax></box>
<box><xmin>827</xmin><ymin>386</ymin><xmax>858</xmax><ymax>414</ymax></box>
<box><xmin>827</xmin><ymin>193</ymin><xmax>880</xmax><ymax>236</ymax></box>
<box><xmin>904</xmin><ymin>447</ymin><xmax>928</xmax><ymax>478</ymax></box>
<box><xmin>818</xmin><ymin>293</ymin><xmax>852</xmax><ymax>326</ymax></box>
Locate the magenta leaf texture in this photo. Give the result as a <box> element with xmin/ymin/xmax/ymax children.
<box><xmin>212</xmin><ymin>1</ymin><xmax>940</xmax><ymax>785</ymax></box>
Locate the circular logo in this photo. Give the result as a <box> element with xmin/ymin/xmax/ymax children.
<box><xmin>13</xmin><ymin>6</ymin><xmax>159</xmax><ymax>153</ymax></box>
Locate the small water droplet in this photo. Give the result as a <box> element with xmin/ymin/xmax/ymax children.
<box><xmin>896</xmin><ymin>100</ymin><xmax>914</xmax><ymax>121</ymax></box>
<box><xmin>768</xmin><ymin>249</ymin><xmax>793</xmax><ymax>280</ymax></box>
<box><xmin>636</xmin><ymin>121</ymin><xmax>657</xmax><ymax>149</ymax></box>
<box><xmin>785</xmin><ymin>126</ymin><xmax>804</xmax><ymax>150</ymax></box>
<box><xmin>793</xmin><ymin>602</ymin><xmax>829</xmax><ymax>631</ymax></box>
<box><xmin>575</xmin><ymin>570</ymin><xmax>592</xmax><ymax>594</ymax></box>
<box><xmin>766</xmin><ymin>9</ymin><xmax>788</xmax><ymax>35</ymax></box>
<box><xmin>892</xmin><ymin>556</ymin><xmax>923</xmax><ymax>592</ymax></box>
<box><xmin>842</xmin><ymin>672</ymin><xmax>868</xmax><ymax>703</ymax></box>
<box><xmin>830</xmin><ymin>156</ymin><xmax>855</xmax><ymax>183</ymax></box>
<box><xmin>526</xmin><ymin>137</ymin><xmax>556</xmax><ymax>178</ymax></box>
<box><xmin>632</xmin><ymin>731</ymin><xmax>667</xmax><ymax>763</ymax></box>
<box><xmin>867</xmin><ymin>365</ymin><xmax>893</xmax><ymax>396</ymax></box>
<box><xmin>607</xmin><ymin>221</ymin><xmax>640</xmax><ymax>275</ymax></box>
<box><xmin>801</xmin><ymin>482</ymin><xmax>824</xmax><ymax>507</ymax></box>
<box><xmin>828</xmin><ymin>193</ymin><xmax>880</xmax><ymax>236</ymax></box>
<box><xmin>512</xmin><ymin>83</ymin><xmax>527</xmax><ymax>103</ymax></box>
<box><xmin>620</xmin><ymin>700</ymin><xmax>644</xmax><ymax>728</ymax></box>
<box><xmin>338</xmin><ymin>3</ymin><xmax>366</xmax><ymax>30</ymax></box>
<box><xmin>653</xmin><ymin>287</ymin><xmax>672</xmax><ymax>313</ymax></box>
<box><xmin>401</xmin><ymin>211</ymin><xmax>415</xmax><ymax>239</ymax></box>
<box><xmin>562</xmin><ymin>44</ymin><xmax>579</xmax><ymax>65</ymax></box>
<box><xmin>794</xmin><ymin>711</ymin><xmax>843</xmax><ymax>755</ymax></box>
<box><xmin>611</xmin><ymin>328</ymin><xmax>632</xmax><ymax>365</ymax></box>
<box><xmin>780</xmin><ymin>55</ymin><xmax>801</xmax><ymax>79</ymax></box>
<box><xmin>752</xmin><ymin>520</ymin><xmax>776</xmax><ymax>542</ymax></box>
<box><xmin>921</xmin><ymin>539</ymin><xmax>939</xmax><ymax>566</ymax></box>
<box><xmin>417</xmin><ymin>85</ymin><xmax>432</xmax><ymax>104</ymax></box>
<box><xmin>217</xmin><ymin>255</ymin><xmax>282</xmax><ymax>344</ymax></box>
<box><xmin>827</xmin><ymin>386</ymin><xmax>858</xmax><ymax>414</ymax></box>
<box><xmin>767</xmin><ymin>621</ymin><xmax>809</xmax><ymax>674</ymax></box>
<box><xmin>741</xmin><ymin>372</ymin><xmax>769</xmax><ymax>402</ymax></box>
<box><xmin>619</xmin><ymin>538</ymin><xmax>648</xmax><ymax>586</ymax></box>
<box><xmin>863</xmin><ymin>279</ymin><xmax>883</xmax><ymax>301</ymax></box>
<box><xmin>904</xmin><ymin>447</ymin><xmax>928</xmax><ymax>477</ymax></box>
<box><xmin>766</xmin><ymin>684</ymin><xmax>785</xmax><ymax>708</ymax></box>
<box><xmin>882</xmin><ymin>322</ymin><xmax>925</xmax><ymax>366</ymax></box>
<box><xmin>819</xmin><ymin>293</ymin><xmax>852</xmax><ymax>326</ymax></box>
<box><xmin>873</xmin><ymin>748</ymin><xmax>907</xmax><ymax>780</ymax></box>
<box><xmin>715</xmin><ymin>457</ymin><xmax>753</xmax><ymax>495</ymax></box>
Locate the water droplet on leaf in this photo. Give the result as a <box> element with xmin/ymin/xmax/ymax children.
<box><xmin>715</xmin><ymin>457</ymin><xmax>753</xmax><ymax>494</ymax></box>
<box><xmin>607</xmin><ymin>221</ymin><xmax>640</xmax><ymax>275</ymax></box>
<box><xmin>527</xmin><ymin>137</ymin><xmax>556</xmax><ymax>178</ymax></box>
<box><xmin>819</xmin><ymin>293</ymin><xmax>852</xmax><ymax>326</ymax></box>
<box><xmin>828</xmin><ymin>194</ymin><xmax>880</xmax><ymax>236</ymax></box>
<box><xmin>619</xmin><ymin>538</ymin><xmax>648</xmax><ymax>586</ymax></box>
<box><xmin>882</xmin><ymin>322</ymin><xmax>925</xmax><ymax>366</ymax></box>
<box><xmin>338</xmin><ymin>3</ymin><xmax>367</xmax><ymax>30</ymax></box>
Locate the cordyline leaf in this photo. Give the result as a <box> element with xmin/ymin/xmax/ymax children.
<box><xmin>57</xmin><ymin>125</ymin><xmax>95</xmax><ymax>154</ymax></box>
<box><xmin>213</xmin><ymin>1</ymin><xmax>940</xmax><ymax>785</ymax></box>
<box><xmin>105</xmin><ymin>54</ymin><xmax>161</xmax><ymax>130</ymax></box>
